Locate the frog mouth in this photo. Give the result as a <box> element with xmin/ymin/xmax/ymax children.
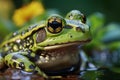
<box><xmin>44</xmin><ymin>39</ymin><xmax>91</xmax><ymax>50</ymax></box>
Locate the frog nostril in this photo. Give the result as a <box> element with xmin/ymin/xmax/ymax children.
<box><xmin>76</xmin><ymin>27</ymin><xmax>81</xmax><ymax>31</ymax></box>
<box><xmin>76</xmin><ymin>27</ymin><xmax>85</xmax><ymax>33</ymax></box>
<box><xmin>70</xmin><ymin>35</ymin><xmax>73</xmax><ymax>38</ymax></box>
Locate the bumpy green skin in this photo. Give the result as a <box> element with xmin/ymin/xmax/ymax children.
<box><xmin>66</xmin><ymin>10</ymin><xmax>86</xmax><ymax>23</ymax></box>
<box><xmin>0</xmin><ymin>10</ymin><xmax>91</xmax><ymax>78</ymax></box>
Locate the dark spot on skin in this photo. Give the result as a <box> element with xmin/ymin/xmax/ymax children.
<box><xmin>76</xmin><ymin>27</ymin><xmax>81</xmax><ymax>31</ymax></box>
<box><xmin>19</xmin><ymin>62</ymin><xmax>25</xmax><ymax>69</ymax></box>
<box><xmin>9</xmin><ymin>64</ymin><xmax>12</xmax><ymax>68</ymax></box>
<box><xmin>64</xmin><ymin>25</ymin><xmax>73</xmax><ymax>29</ymax></box>
<box><xmin>70</xmin><ymin>35</ymin><xmax>73</xmax><ymax>38</ymax></box>
<box><xmin>27</xmin><ymin>52</ymin><xmax>33</xmax><ymax>59</ymax></box>
<box><xmin>76</xmin><ymin>27</ymin><xmax>85</xmax><ymax>33</ymax></box>
<box><xmin>69</xmin><ymin>14</ymin><xmax>73</xmax><ymax>19</ymax></box>
<box><xmin>34</xmin><ymin>54</ymin><xmax>40</xmax><ymax>61</ymax></box>
<box><xmin>13</xmin><ymin>62</ymin><xmax>16</xmax><ymax>68</ymax></box>
<box><xmin>20</xmin><ymin>37</ymin><xmax>34</xmax><ymax>48</ymax></box>
<box><xmin>34</xmin><ymin>71</ymin><xmax>38</xmax><ymax>74</ymax></box>
<box><xmin>35</xmin><ymin>50</ymin><xmax>43</xmax><ymax>56</ymax></box>
<box><xmin>12</xmin><ymin>55</ymin><xmax>18</xmax><ymax>60</ymax></box>
<box><xmin>25</xmin><ymin>50</ymin><xmax>36</xmax><ymax>61</ymax></box>
<box><xmin>5</xmin><ymin>60</ymin><xmax>8</xmax><ymax>64</ymax></box>
<box><xmin>29</xmin><ymin>64</ymin><xmax>35</xmax><ymax>69</ymax></box>
<box><xmin>28</xmin><ymin>50</ymin><xmax>42</xmax><ymax>61</ymax></box>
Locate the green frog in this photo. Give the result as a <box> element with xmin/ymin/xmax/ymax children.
<box><xmin>0</xmin><ymin>10</ymin><xmax>91</xmax><ymax>78</ymax></box>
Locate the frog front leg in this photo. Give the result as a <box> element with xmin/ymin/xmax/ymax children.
<box><xmin>79</xmin><ymin>50</ymin><xmax>96</xmax><ymax>71</ymax></box>
<box><xmin>4</xmin><ymin>52</ymin><xmax>47</xmax><ymax>78</ymax></box>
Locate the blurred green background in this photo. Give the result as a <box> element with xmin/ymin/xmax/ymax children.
<box><xmin>43</xmin><ymin>0</ymin><xmax>120</xmax><ymax>23</ymax></box>
<box><xmin>13</xmin><ymin>0</ymin><xmax>120</xmax><ymax>23</ymax></box>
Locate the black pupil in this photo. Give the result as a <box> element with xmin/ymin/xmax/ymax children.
<box><xmin>49</xmin><ymin>21</ymin><xmax>62</xmax><ymax>30</ymax></box>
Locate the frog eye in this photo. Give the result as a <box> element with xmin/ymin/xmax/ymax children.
<box><xmin>47</xmin><ymin>15</ymin><xmax>65</xmax><ymax>34</ymax></box>
<box><xmin>66</xmin><ymin>10</ymin><xmax>86</xmax><ymax>23</ymax></box>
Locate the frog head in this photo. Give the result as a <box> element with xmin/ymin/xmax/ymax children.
<box><xmin>32</xmin><ymin>10</ymin><xmax>91</xmax><ymax>70</ymax></box>
<box><xmin>33</xmin><ymin>10</ymin><xmax>91</xmax><ymax>50</ymax></box>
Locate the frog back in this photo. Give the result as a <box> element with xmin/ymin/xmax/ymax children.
<box><xmin>0</xmin><ymin>21</ymin><xmax>45</xmax><ymax>49</ymax></box>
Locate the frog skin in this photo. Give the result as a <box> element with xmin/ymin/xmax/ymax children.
<box><xmin>0</xmin><ymin>10</ymin><xmax>91</xmax><ymax>78</ymax></box>
<box><xmin>66</xmin><ymin>10</ymin><xmax>86</xmax><ymax>23</ymax></box>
